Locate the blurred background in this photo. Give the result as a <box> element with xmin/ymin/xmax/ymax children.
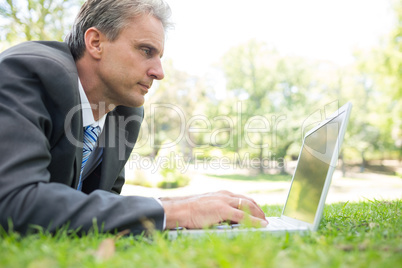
<box><xmin>1</xmin><ymin>0</ymin><xmax>401</xmax><ymax>204</ymax></box>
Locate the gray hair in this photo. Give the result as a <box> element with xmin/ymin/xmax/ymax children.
<box><xmin>65</xmin><ymin>0</ymin><xmax>172</xmax><ymax>60</ymax></box>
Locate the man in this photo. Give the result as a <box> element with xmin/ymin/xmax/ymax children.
<box><xmin>0</xmin><ymin>0</ymin><xmax>268</xmax><ymax>235</ymax></box>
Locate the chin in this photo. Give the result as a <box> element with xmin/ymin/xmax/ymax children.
<box><xmin>128</xmin><ymin>98</ymin><xmax>145</xmax><ymax>108</ymax></box>
<box><xmin>118</xmin><ymin>93</ymin><xmax>146</xmax><ymax>108</ymax></box>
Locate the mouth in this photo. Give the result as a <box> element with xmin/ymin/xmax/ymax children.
<box><xmin>138</xmin><ymin>83</ymin><xmax>151</xmax><ymax>94</ymax></box>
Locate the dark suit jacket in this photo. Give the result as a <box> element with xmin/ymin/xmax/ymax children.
<box><xmin>0</xmin><ymin>41</ymin><xmax>164</xmax><ymax>235</ymax></box>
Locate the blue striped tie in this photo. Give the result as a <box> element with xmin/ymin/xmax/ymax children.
<box><xmin>78</xmin><ymin>125</ymin><xmax>101</xmax><ymax>191</ymax></box>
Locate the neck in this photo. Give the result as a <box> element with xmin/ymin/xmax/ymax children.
<box><xmin>76</xmin><ymin>58</ymin><xmax>113</xmax><ymax>121</ymax></box>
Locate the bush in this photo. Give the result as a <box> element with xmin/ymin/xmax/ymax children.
<box><xmin>157</xmin><ymin>166</ymin><xmax>190</xmax><ymax>189</ymax></box>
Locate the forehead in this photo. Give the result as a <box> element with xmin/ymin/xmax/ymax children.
<box><xmin>118</xmin><ymin>14</ymin><xmax>165</xmax><ymax>54</ymax></box>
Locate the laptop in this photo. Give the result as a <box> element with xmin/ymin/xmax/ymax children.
<box><xmin>168</xmin><ymin>102</ymin><xmax>352</xmax><ymax>239</ymax></box>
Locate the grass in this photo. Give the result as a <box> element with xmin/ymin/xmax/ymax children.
<box><xmin>0</xmin><ymin>199</ymin><xmax>401</xmax><ymax>267</ymax></box>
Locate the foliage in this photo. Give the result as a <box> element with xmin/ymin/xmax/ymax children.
<box><xmin>0</xmin><ymin>0</ymin><xmax>81</xmax><ymax>50</ymax></box>
<box><xmin>0</xmin><ymin>199</ymin><xmax>400</xmax><ymax>267</ymax></box>
<box><xmin>157</xmin><ymin>172</ymin><xmax>189</xmax><ymax>189</ymax></box>
<box><xmin>220</xmin><ymin>40</ymin><xmax>344</xmax><ymax>173</ymax></box>
<box><xmin>135</xmin><ymin>59</ymin><xmax>210</xmax><ymax>159</ymax></box>
<box><xmin>127</xmin><ymin>140</ymin><xmax>190</xmax><ymax>189</ymax></box>
<box><xmin>156</xmin><ymin>144</ymin><xmax>190</xmax><ymax>189</ymax></box>
<box><xmin>353</xmin><ymin>0</ymin><xmax>402</xmax><ymax>161</ymax></box>
<box><xmin>135</xmin><ymin>27</ymin><xmax>402</xmax><ymax>179</ymax></box>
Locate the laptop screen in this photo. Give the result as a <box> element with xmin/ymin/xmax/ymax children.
<box><xmin>282</xmin><ymin>111</ymin><xmax>345</xmax><ymax>224</ymax></box>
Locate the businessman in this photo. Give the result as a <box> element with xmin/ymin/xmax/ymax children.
<box><xmin>0</xmin><ymin>0</ymin><xmax>268</xmax><ymax>235</ymax></box>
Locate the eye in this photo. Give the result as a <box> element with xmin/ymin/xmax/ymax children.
<box><xmin>141</xmin><ymin>47</ymin><xmax>151</xmax><ymax>56</ymax></box>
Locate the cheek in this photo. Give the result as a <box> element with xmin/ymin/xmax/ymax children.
<box><xmin>102</xmin><ymin>51</ymin><xmax>144</xmax><ymax>86</ymax></box>
<box><xmin>104</xmin><ymin>49</ymin><xmax>129</xmax><ymax>71</ymax></box>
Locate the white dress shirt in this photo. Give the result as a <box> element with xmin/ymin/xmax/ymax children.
<box><xmin>78</xmin><ymin>80</ymin><xmax>107</xmax><ymax>131</ymax></box>
<box><xmin>78</xmin><ymin>79</ymin><xmax>106</xmax><ymax>180</ymax></box>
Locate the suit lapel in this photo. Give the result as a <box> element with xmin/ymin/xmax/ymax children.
<box><xmin>82</xmin><ymin>106</ymin><xmax>143</xmax><ymax>192</ymax></box>
<box><xmin>73</xmin><ymin>127</ymin><xmax>84</xmax><ymax>189</ymax></box>
<box><xmin>98</xmin><ymin>114</ymin><xmax>129</xmax><ymax>190</ymax></box>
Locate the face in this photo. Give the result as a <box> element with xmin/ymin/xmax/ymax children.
<box><xmin>97</xmin><ymin>14</ymin><xmax>165</xmax><ymax>108</ymax></box>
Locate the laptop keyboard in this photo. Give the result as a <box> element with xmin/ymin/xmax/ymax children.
<box><xmin>265</xmin><ymin>217</ymin><xmax>298</xmax><ymax>230</ymax></box>
<box><xmin>212</xmin><ymin>217</ymin><xmax>299</xmax><ymax>230</ymax></box>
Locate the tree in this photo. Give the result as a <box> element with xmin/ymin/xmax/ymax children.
<box><xmin>0</xmin><ymin>0</ymin><xmax>81</xmax><ymax>50</ymax></box>
<box><xmin>135</xmin><ymin>59</ymin><xmax>209</xmax><ymax>159</ymax></box>
<box><xmin>221</xmin><ymin>40</ymin><xmax>277</xmax><ymax>173</ymax></box>
<box><xmin>221</xmin><ymin>39</ymin><xmax>326</xmax><ymax>174</ymax></box>
<box><xmin>354</xmin><ymin>0</ymin><xmax>402</xmax><ymax>161</ymax></box>
<box><xmin>376</xmin><ymin>0</ymin><xmax>402</xmax><ymax>160</ymax></box>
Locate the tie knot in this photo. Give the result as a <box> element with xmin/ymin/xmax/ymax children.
<box><xmin>85</xmin><ymin>125</ymin><xmax>100</xmax><ymax>135</ymax></box>
<box><xmin>83</xmin><ymin>125</ymin><xmax>101</xmax><ymax>150</ymax></box>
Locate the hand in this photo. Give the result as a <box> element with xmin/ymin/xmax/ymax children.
<box><xmin>160</xmin><ymin>190</ymin><xmax>268</xmax><ymax>229</ymax></box>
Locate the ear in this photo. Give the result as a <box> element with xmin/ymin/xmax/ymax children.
<box><xmin>84</xmin><ymin>27</ymin><xmax>104</xmax><ymax>60</ymax></box>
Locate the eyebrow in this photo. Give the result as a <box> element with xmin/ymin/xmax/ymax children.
<box><xmin>136</xmin><ymin>41</ymin><xmax>164</xmax><ymax>58</ymax></box>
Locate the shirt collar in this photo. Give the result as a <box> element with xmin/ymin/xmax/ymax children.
<box><xmin>78</xmin><ymin>79</ymin><xmax>107</xmax><ymax>131</ymax></box>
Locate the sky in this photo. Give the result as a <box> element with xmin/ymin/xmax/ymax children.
<box><xmin>163</xmin><ymin>0</ymin><xmax>395</xmax><ymax>76</ymax></box>
<box><xmin>1</xmin><ymin>0</ymin><xmax>394</xmax><ymax>73</ymax></box>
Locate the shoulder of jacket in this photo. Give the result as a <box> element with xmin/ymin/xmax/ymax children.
<box><xmin>0</xmin><ymin>41</ymin><xmax>76</xmax><ymax>71</ymax></box>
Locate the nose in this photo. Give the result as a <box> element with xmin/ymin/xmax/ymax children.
<box><xmin>148</xmin><ymin>58</ymin><xmax>165</xmax><ymax>80</ymax></box>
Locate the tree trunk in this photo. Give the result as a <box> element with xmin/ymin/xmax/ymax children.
<box><xmin>340</xmin><ymin>152</ymin><xmax>346</xmax><ymax>177</ymax></box>
<box><xmin>258</xmin><ymin>146</ymin><xmax>264</xmax><ymax>174</ymax></box>
<box><xmin>360</xmin><ymin>150</ymin><xmax>366</xmax><ymax>173</ymax></box>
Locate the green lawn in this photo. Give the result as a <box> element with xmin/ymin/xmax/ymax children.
<box><xmin>1</xmin><ymin>199</ymin><xmax>401</xmax><ymax>267</ymax></box>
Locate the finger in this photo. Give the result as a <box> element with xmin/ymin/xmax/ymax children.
<box><xmin>232</xmin><ymin>198</ymin><xmax>266</xmax><ymax>220</ymax></box>
<box><xmin>218</xmin><ymin>190</ymin><xmax>258</xmax><ymax>205</ymax></box>
<box><xmin>223</xmin><ymin>208</ymin><xmax>268</xmax><ymax>228</ymax></box>
<box><xmin>228</xmin><ymin>196</ymin><xmax>265</xmax><ymax>218</ymax></box>
<box><xmin>236</xmin><ymin>194</ymin><xmax>260</xmax><ymax>207</ymax></box>
<box><xmin>218</xmin><ymin>191</ymin><xmax>262</xmax><ymax>212</ymax></box>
